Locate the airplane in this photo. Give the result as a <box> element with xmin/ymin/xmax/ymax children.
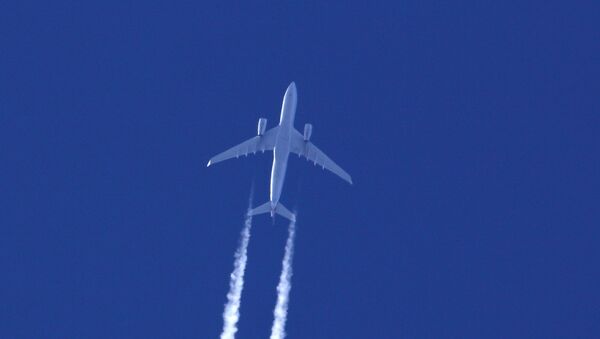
<box><xmin>207</xmin><ymin>82</ymin><xmax>352</xmax><ymax>222</ymax></box>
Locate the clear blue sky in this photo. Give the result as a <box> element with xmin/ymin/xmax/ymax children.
<box><xmin>1</xmin><ymin>1</ymin><xmax>598</xmax><ymax>338</ymax></box>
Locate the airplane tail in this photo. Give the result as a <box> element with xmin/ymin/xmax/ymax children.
<box><xmin>248</xmin><ymin>202</ymin><xmax>296</xmax><ymax>222</ymax></box>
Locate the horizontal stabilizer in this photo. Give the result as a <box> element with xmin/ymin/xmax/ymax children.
<box><xmin>248</xmin><ymin>202</ymin><xmax>296</xmax><ymax>222</ymax></box>
<box><xmin>275</xmin><ymin>203</ymin><xmax>296</xmax><ymax>222</ymax></box>
<box><xmin>248</xmin><ymin>202</ymin><xmax>271</xmax><ymax>216</ymax></box>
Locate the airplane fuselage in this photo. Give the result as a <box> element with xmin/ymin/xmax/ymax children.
<box><xmin>270</xmin><ymin>82</ymin><xmax>298</xmax><ymax>212</ymax></box>
<box><xmin>207</xmin><ymin>81</ymin><xmax>352</xmax><ymax>222</ymax></box>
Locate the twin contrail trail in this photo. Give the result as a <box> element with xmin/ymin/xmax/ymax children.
<box><xmin>220</xmin><ymin>209</ymin><xmax>253</xmax><ymax>339</ymax></box>
<box><xmin>218</xmin><ymin>187</ymin><xmax>297</xmax><ymax>339</ymax></box>
<box><xmin>270</xmin><ymin>219</ymin><xmax>297</xmax><ymax>339</ymax></box>
<box><xmin>209</xmin><ymin>83</ymin><xmax>352</xmax><ymax>337</ymax></box>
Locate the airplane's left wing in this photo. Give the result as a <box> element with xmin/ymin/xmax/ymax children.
<box><xmin>207</xmin><ymin>126</ymin><xmax>279</xmax><ymax>166</ymax></box>
<box><xmin>290</xmin><ymin>129</ymin><xmax>353</xmax><ymax>184</ymax></box>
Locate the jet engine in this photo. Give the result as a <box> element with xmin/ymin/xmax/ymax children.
<box><xmin>303</xmin><ymin>123</ymin><xmax>313</xmax><ymax>141</ymax></box>
<box><xmin>257</xmin><ymin>118</ymin><xmax>267</xmax><ymax>136</ymax></box>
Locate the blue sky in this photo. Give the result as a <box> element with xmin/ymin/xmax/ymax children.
<box><xmin>1</xmin><ymin>1</ymin><xmax>599</xmax><ymax>338</ymax></box>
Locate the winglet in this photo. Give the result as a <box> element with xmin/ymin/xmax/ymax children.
<box><xmin>207</xmin><ymin>160</ymin><xmax>212</xmax><ymax>167</ymax></box>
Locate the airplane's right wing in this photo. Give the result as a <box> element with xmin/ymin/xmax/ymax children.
<box><xmin>290</xmin><ymin>129</ymin><xmax>353</xmax><ymax>184</ymax></box>
<box><xmin>207</xmin><ymin>126</ymin><xmax>279</xmax><ymax>166</ymax></box>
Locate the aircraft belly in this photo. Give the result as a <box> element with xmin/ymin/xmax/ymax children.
<box><xmin>270</xmin><ymin>145</ymin><xmax>289</xmax><ymax>205</ymax></box>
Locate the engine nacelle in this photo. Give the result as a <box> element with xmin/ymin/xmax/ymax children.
<box><xmin>303</xmin><ymin>123</ymin><xmax>313</xmax><ymax>141</ymax></box>
<box><xmin>257</xmin><ymin>118</ymin><xmax>267</xmax><ymax>136</ymax></box>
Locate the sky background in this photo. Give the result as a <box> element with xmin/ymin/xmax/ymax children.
<box><xmin>1</xmin><ymin>1</ymin><xmax>599</xmax><ymax>338</ymax></box>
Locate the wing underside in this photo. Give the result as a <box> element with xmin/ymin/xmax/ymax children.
<box><xmin>290</xmin><ymin>129</ymin><xmax>353</xmax><ymax>184</ymax></box>
<box><xmin>207</xmin><ymin>126</ymin><xmax>279</xmax><ymax>166</ymax></box>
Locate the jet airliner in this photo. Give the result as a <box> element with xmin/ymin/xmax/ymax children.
<box><xmin>207</xmin><ymin>82</ymin><xmax>352</xmax><ymax>222</ymax></box>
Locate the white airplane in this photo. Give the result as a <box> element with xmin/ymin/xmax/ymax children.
<box><xmin>207</xmin><ymin>82</ymin><xmax>352</xmax><ymax>222</ymax></box>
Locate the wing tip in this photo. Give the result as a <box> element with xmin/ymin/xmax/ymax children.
<box><xmin>345</xmin><ymin>175</ymin><xmax>353</xmax><ymax>185</ymax></box>
<box><xmin>207</xmin><ymin>160</ymin><xmax>212</xmax><ymax>167</ymax></box>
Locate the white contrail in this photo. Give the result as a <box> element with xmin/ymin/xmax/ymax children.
<box><xmin>220</xmin><ymin>209</ymin><xmax>253</xmax><ymax>339</ymax></box>
<box><xmin>270</xmin><ymin>219</ymin><xmax>297</xmax><ymax>339</ymax></box>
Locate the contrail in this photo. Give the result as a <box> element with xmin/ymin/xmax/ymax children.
<box><xmin>270</xmin><ymin>219</ymin><xmax>297</xmax><ymax>339</ymax></box>
<box><xmin>220</xmin><ymin>206</ymin><xmax>253</xmax><ymax>339</ymax></box>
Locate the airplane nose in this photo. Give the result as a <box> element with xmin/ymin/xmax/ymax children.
<box><xmin>285</xmin><ymin>82</ymin><xmax>297</xmax><ymax>98</ymax></box>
